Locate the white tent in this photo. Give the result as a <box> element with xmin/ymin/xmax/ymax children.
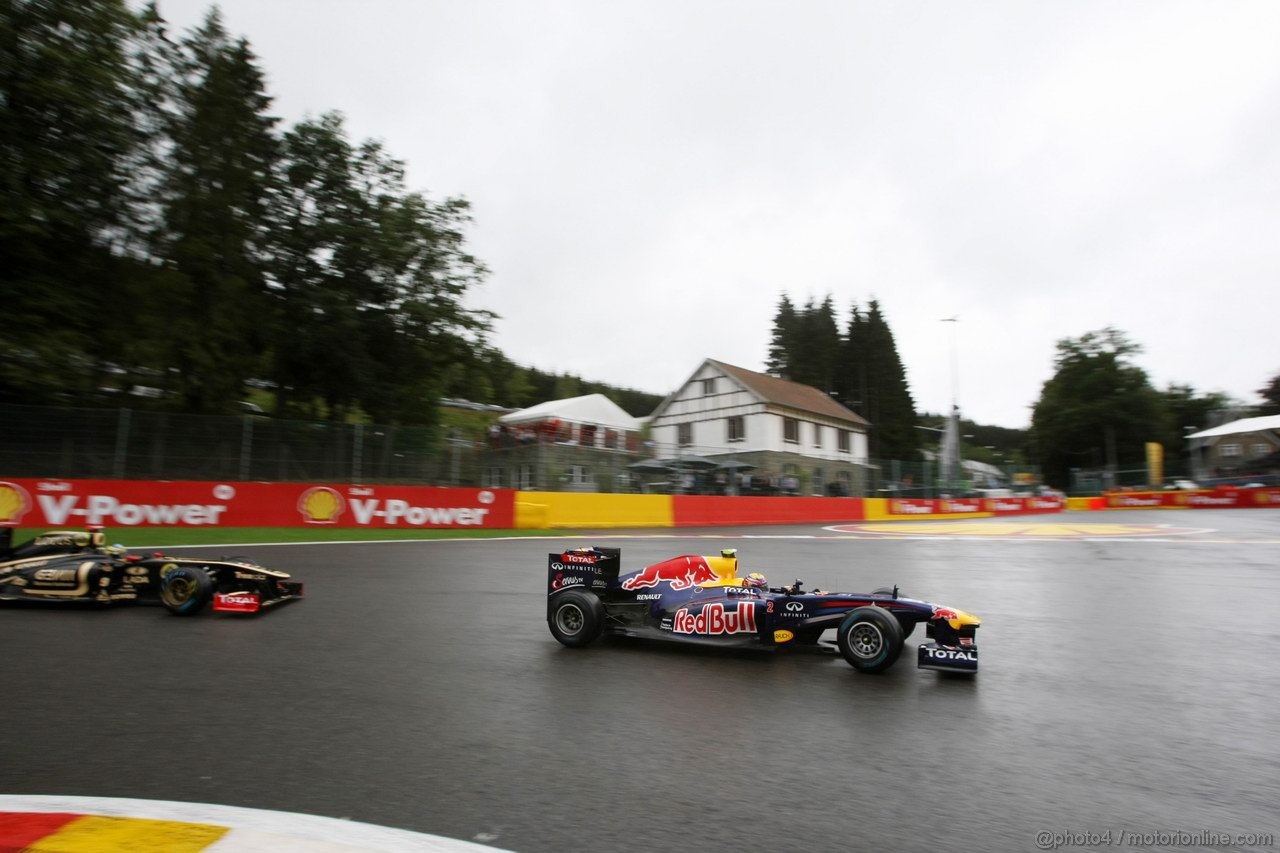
<box><xmin>1187</xmin><ymin>415</ymin><xmax>1280</xmax><ymax>439</ymax></box>
<box><xmin>498</xmin><ymin>393</ymin><xmax>643</xmax><ymax>432</ymax></box>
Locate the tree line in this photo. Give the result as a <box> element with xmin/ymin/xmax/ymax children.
<box><xmin>5</xmin><ymin>3</ymin><xmax>1274</xmax><ymax>479</ymax></box>
<box><xmin>766</xmin><ymin>295</ymin><xmax>921</xmax><ymax>461</ymax></box>
<box><xmin>765</xmin><ymin>295</ymin><xmax>1280</xmax><ymax>486</ymax></box>
<box><xmin>1031</xmin><ymin>329</ymin><xmax>1279</xmax><ymax>486</ymax></box>
<box><xmin>0</xmin><ymin>1</ymin><xmax>659</xmax><ymax>427</ymax></box>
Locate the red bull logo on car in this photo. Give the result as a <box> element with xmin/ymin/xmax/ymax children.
<box><xmin>671</xmin><ymin>602</ymin><xmax>757</xmax><ymax>636</ymax></box>
<box><xmin>621</xmin><ymin>556</ymin><xmax>720</xmax><ymax>591</ymax></box>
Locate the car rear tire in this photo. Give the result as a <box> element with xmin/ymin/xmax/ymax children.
<box><xmin>160</xmin><ymin>565</ymin><xmax>213</xmax><ymax>616</ymax></box>
<box><xmin>837</xmin><ymin>606</ymin><xmax>904</xmax><ymax>673</ymax></box>
<box><xmin>548</xmin><ymin>590</ymin><xmax>604</xmax><ymax>647</ymax></box>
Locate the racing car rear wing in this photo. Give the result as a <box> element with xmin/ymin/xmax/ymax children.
<box><xmin>547</xmin><ymin>547</ymin><xmax>620</xmax><ymax>596</ymax></box>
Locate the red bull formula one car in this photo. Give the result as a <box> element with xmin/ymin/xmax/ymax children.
<box><xmin>0</xmin><ymin>527</ymin><xmax>303</xmax><ymax>616</ymax></box>
<box><xmin>546</xmin><ymin>547</ymin><xmax>980</xmax><ymax>674</ymax></box>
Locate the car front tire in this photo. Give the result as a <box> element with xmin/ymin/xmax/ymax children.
<box><xmin>159</xmin><ymin>566</ymin><xmax>213</xmax><ymax>616</ymax></box>
<box><xmin>837</xmin><ymin>606</ymin><xmax>904</xmax><ymax>673</ymax></box>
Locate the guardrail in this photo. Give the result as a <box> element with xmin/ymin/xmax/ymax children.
<box><xmin>1</xmin><ymin>478</ymin><xmax>1068</xmax><ymax>530</ymax></box>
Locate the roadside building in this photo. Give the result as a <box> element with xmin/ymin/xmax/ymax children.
<box><xmin>1187</xmin><ymin>415</ymin><xmax>1280</xmax><ymax>482</ymax></box>
<box><xmin>479</xmin><ymin>394</ymin><xmax>646</xmax><ymax>492</ymax></box>
<box><xmin>646</xmin><ymin>359</ymin><xmax>871</xmax><ymax>496</ymax></box>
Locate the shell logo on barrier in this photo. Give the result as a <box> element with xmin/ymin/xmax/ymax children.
<box><xmin>297</xmin><ymin>486</ymin><xmax>345</xmax><ymax>524</ymax></box>
<box><xmin>0</xmin><ymin>481</ymin><xmax>32</xmax><ymax>526</ymax></box>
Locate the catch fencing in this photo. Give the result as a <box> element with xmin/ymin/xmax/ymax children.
<box><xmin>0</xmin><ymin>403</ymin><xmax>1043</xmax><ymax>498</ymax></box>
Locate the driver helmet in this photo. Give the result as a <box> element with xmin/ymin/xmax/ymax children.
<box><xmin>743</xmin><ymin>572</ymin><xmax>768</xmax><ymax>590</ymax></box>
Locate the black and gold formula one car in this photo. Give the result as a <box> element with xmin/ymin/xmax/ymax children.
<box><xmin>0</xmin><ymin>527</ymin><xmax>302</xmax><ymax>616</ymax></box>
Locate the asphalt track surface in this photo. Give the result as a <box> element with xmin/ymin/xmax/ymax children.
<box><xmin>5</xmin><ymin>511</ymin><xmax>1279</xmax><ymax>853</ymax></box>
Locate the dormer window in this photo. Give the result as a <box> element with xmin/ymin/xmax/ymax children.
<box><xmin>702</xmin><ymin>377</ymin><xmax>716</xmax><ymax>396</ymax></box>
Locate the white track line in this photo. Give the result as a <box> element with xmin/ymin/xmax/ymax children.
<box><xmin>0</xmin><ymin>795</ymin><xmax>510</xmax><ymax>852</ymax></box>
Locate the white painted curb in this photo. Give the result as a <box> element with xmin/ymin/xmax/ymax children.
<box><xmin>0</xmin><ymin>795</ymin><xmax>512</xmax><ymax>852</ymax></box>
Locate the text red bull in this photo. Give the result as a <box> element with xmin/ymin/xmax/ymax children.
<box><xmin>621</xmin><ymin>556</ymin><xmax>720</xmax><ymax>591</ymax></box>
<box><xmin>671</xmin><ymin>602</ymin><xmax>757</xmax><ymax>636</ymax></box>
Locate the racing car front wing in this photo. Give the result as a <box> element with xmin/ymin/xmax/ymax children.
<box><xmin>917</xmin><ymin>642</ymin><xmax>978</xmax><ymax>673</ymax></box>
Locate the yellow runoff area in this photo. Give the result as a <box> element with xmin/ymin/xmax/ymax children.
<box><xmin>26</xmin><ymin>815</ymin><xmax>228</xmax><ymax>851</ymax></box>
<box><xmin>852</xmin><ymin>522</ymin><xmax>1193</xmax><ymax>537</ymax></box>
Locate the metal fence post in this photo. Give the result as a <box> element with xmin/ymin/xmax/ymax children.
<box><xmin>239</xmin><ymin>416</ymin><xmax>254</xmax><ymax>481</ymax></box>
<box><xmin>113</xmin><ymin>408</ymin><xmax>131</xmax><ymax>479</ymax></box>
<box><xmin>352</xmin><ymin>424</ymin><xmax>363</xmax><ymax>484</ymax></box>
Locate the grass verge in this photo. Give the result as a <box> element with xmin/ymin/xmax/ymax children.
<box><xmin>10</xmin><ymin>527</ymin><xmax>563</xmax><ymax>547</ymax></box>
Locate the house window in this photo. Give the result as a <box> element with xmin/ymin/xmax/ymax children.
<box><xmin>783</xmin><ymin>417</ymin><xmax>799</xmax><ymax>444</ymax></box>
<box><xmin>838</xmin><ymin>430</ymin><xmax>850</xmax><ymax>453</ymax></box>
<box><xmin>812</xmin><ymin>467</ymin><xmax>824</xmax><ymax>495</ymax></box>
<box><xmin>727</xmin><ymin>415</ymin><xmax>745</xmax><ymax>443</ymax></box>
<box><xmin>813</xmin><ymin>424</ymin><xmax>823</xmax><ymax>448</ymax></box>
<box><xmin>570</xmin><ymin>465</ymin><xmax>593</xmax><ymax>485</ymax></box>
<box><xmin>1253</xmin><ymin>443</ymin><xmax>1270</xmax><ymax>457</ymax></box>
<box><xmin>678</xmin><ymin>422</ymin><xmax>693</xmax><ymax>447</ymax></box>
<box><xmin>702</xmin><ymin>377</ymin><xmax>717</xmax><ymax>395</ymax></box>
<box><xmin>604</xmin><ymin>429</ymin><xmax>619</xmax><ymax>449</ymax></box>
<box><xmin>1219</xmin><ymin>443</ymin><xmax>1241</xmax><ymax>458</ymax></box>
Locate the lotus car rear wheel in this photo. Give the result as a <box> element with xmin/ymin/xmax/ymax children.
<box><xmin>159</xmin><ymin>565</ymin><xmax>213</xmax><ymax>616</ymax></box>
<box><xmin>837</xmin><ymin>606</ymin><xmax>904</xmax><ymax>673</ymax></box>
<box><xmin>548</xmin><ymin>590</ymin><xmax>604</xmax><ymax>647</ymax></box>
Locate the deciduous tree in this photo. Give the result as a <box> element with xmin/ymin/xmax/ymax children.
<box><xmin>1031</xmin><ymin>328</ymin><xmax>1168</xmax><ymax>487</ymax></box>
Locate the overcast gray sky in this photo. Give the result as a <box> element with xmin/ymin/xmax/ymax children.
<box><xmin>156</xmin><ymin>0</ymin><xmax>1280</xmax><ymax>427</ymax></box>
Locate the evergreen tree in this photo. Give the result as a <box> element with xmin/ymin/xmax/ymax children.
<box><xmin>157</xmin><ymin>10</ymin><xmax>278</xmax><ymax>413</ymax></box>
<box><xmin>790</xmin><ymin>296</ymin><xmax>841</xmax><ymax>392</ymax></box>
<box><xmin>0</xmin><ymin>0</ymin><xmax>146</xmax><ymax>402</ymax></box>
<box><xmin>359</xmin><ymin>185</ymin><xmax>493</xmax><ymax>424</ymax></box>
<box><xmin>766</xmin><ymin>293</ymin><xmax>798</xmax><ymax>378</ymax></box>
<box><xmin>836</xmin><ymin>301</ymin><xmax>867</xmax><ymax>410</ymax></box>
<box><xmin>862</xmin><ymin>300</ymin><xmax>919</xmax><ymax>460</ymax></box>
<box><xmin>268</xmin><ymin>113</ymin><xmax>381</xmax><ymax>420</ymax></box>
<box><xmin>1257</xmin><ymin>372</ymin><xmax>1280</xmax><ymax>416</ymax></box>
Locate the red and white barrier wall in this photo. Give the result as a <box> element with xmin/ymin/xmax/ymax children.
<box><xmin>0</xmin><ymin>479</ymin><xmax>514</xmax><ymax>528</ymax></box>
<box><xmin>1099</xmin><ymin>487</ymin><xmax>1280</xmax><ymax>510</ymax></box>
<box><xmin>0</xmin><ymin>478</ymin><xmax>1072</xmax><ymax>530</ymax></box>
<box><xmin>8</xmin><ymin>478</ymin><xmax>1272</xmax><ymax>531</ymax></box>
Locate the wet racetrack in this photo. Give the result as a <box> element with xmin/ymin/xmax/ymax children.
<box><xmin>5</xmin><ymin>511</ymin><xmax>1279</xmax><ymax>852</ymax></box>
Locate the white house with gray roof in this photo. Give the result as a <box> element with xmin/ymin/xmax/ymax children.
<box><xmin>646</xmin><ymin>359</ymin><xmax>871</xmax><ymax>495</ymax></box>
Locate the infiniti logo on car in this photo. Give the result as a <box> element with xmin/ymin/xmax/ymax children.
<box><xmin>784</xmin><ymin>601</ymin><xmax>805</xmax><ymax>612</ymax></box>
